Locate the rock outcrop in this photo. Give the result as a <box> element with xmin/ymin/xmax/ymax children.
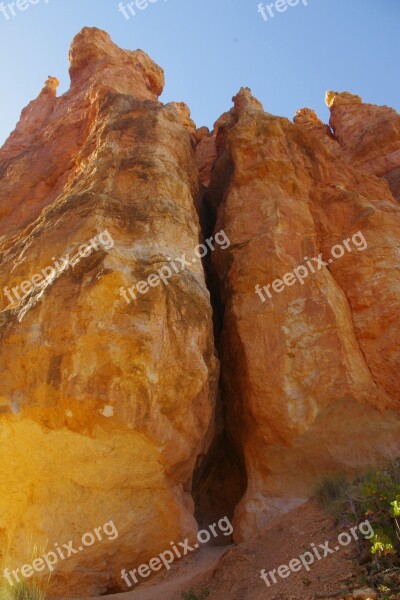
<box><xmin>0</xmin><ymin>28</ymin><xmax>218</xmax><ymax>597</ymax></box>
<box><xmin>201</xmin><ymin>87</ymin><xmax>400</xmax><ymax>540</ymax></box>
<box><xmin>1</xmin><ymin>27</ymin><xmax>400</xmax><ymax>596</ymax></box>
<box><xmin>326</xmin><ymin>90</ymin><xmax>400</xmax><ymax>199</ymax></box>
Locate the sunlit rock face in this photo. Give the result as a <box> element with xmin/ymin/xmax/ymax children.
<box><xmin>1</xmin><ymin>25</ymin><xmax>400</xmax><ymax>595</ymax></box>
<box><xmin>0</xmin><ymin>27</ymin><xmax>218</xmax><ymax>597</ymax></box>
<box><xmin>326</xmin><ymin>90</ymin><xmax>400</xmax><ymax>191</ymax></box>
<box><xmin>202</xmin><ymin>87</ymin><xmax>400</xmax><ymax>541</ymax></box>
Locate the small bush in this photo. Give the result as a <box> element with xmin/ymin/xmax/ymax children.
<box><xmin>0</xmin><ymin>584</ymin><xmax>12</xmax><ymax>600</ymax></box>
<box><xmin>315</xmin><ymin>459</ymin><xmax>400</xmax><ymax>592</ymax></box>
<box><xmin>11</xmin><ymin>583</ymin><xmax>46</xmax><ymax>600</ymax></box>
<box><xmin>315</xmin><ymin>474</ymin><xmax>349</xmax><ymax>516</ymax></box>
<box><xmin>0</xmin><ymin>583</ymin><xmax>46</xmax><ymax>600</ymax></box>
<box><xmin>358</xmin><ymin>461</ymin><xmax>400</xmax><ymax>562</ymax></box>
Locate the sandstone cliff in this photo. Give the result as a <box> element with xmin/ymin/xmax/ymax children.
<box><xmin>0</xmin><ymin>27</ymin><xmax>399</xmax><ymax>596</ymax></box>
<box><xmin>0</xmin><ymin>28</ymin><xmax>218</xmax><ymax>597</ymax></box>
<box><xmin>201</xmin><ymin>87</ymin><xmax>400</xmax><ymax>540</ymax></box>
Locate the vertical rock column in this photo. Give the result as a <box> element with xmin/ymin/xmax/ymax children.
<box><xmin>203</xmin><ymin>88</ymin><xmax>400</xmax><ymax>541</ymax></box>
<box><xmin>0</xmin><ymin>28</ymin><xmax>218</xmax><ymax>596</ymax></box>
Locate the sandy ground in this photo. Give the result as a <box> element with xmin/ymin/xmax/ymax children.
<box><xmin>94</xmin><ymin>501</ymin><xmax>378</xmax><ymax>600</ymax></box>
<box><xmin>101</xmin><ymin>546</ymin><xmax>230</xmax><ymax>600</ymax></box>
<box><xmin>189</xmin><ymin>501</ymin><xmax>365</xmax><ymax>600</ymax></box>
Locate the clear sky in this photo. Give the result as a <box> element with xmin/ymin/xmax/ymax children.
<box><xmin>0</xmin><ymin>0</ymin><xmax>399</xmax><ymax>145</ymax></box>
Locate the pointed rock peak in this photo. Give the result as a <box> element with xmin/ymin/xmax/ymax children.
<box><xmin>231</xmin><ymin>87</ymin><xmax>264</xmax><ymax>118</ymax></box>
<box><xmin>42</xmin><ymin>76</ymin><xmax>59</xmax><ymax>95</ymax></box>
<box><xmin>69</xmin><ymin>27</ymin><xmax>114</xmax><ymax>74</ymax></box>
<box><xmin>69</xmin><ymin>27</ymin><xmax>164</xmax><ymax>99</ymax></box>
<box><xmin>325</xmin><ymin>90</ymin><xmax>362</xmax><ymax>109</ymax></box>
<box><xmin>0</xmin><ymin>75</ymin><xmax>60</xmax><ymax>156</ymax></box>
<box><xmin>294</xmin><ymin>107</ymin><xmax>324</xmax><ymax>125</ymax></box>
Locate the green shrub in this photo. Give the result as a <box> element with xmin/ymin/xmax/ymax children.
<box><xmin>0</xmin><ymin>584</ymin><xmax>12</xmax><ymax>600</ymax></box>
<box><xmin>0</xmin><ymin>583</ymin><xmax>46</xmax><ymax>600</ymax></box>
<box><xmin>315</xmin><ymin>459</ymin><xmax>400</xmax><ymax>565</ymax></box>
<box><xmin>356</xmin><ymin>461</ymin><xmax>400</xmax><ymax>560</ymax></box>
<box><xmin>390</xmin><ymin>497</ymin><xmax>400</xmax><ymax>518</ymax></box>
<box><xmin>11</xmin><ymin>583</ymin><xmax>46</xmax><ymax>600</ymax></box>
<box><xmin>370</xmin><ymin>526</ymin><xmax>397</xmax><ymax>557</ymax></box>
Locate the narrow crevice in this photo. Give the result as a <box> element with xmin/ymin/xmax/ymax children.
<box><xmin>197</xmin><ymin>185</ymin><xmax>225</xmax><ymax>344</ymax></box>
<box><xmin>191</xmin><ymin>146</ymin><xmax>248</xmax><ymax>535</ymax></box>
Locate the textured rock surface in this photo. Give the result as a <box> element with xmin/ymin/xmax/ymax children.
<box><xmin>327</xmin><ymin>90</ymin><xmax>400</xmax><ymax>185</ymax></box>
<box><xmin>0</xmin><ymin>28</ymin><xmax>218</xmax><ymax>597</ymax></box>
<box><xmin>1</xmin><ymin>27</ymin><xmax>400</xmax><ymax>596</ymax></box>
<box><xmin>204</xmin><ymin>87</ymin><xmax>400</xmax><ymax>541</ymax></box>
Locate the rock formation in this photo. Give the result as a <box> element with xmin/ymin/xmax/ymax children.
<box><xmin>0</xmin><ymin>27</ymin><xmax>400</xmax><ymax>596</ymax></box>
<box><xmin>202</xmin><ymin>86</ymin><xmax>400</xmax><ymax>541</ymax></box>
<box><xmin>326</xmin><ymin>90</ymin><xmax>400</xmax><ymax>198</ymax></box>
<box><xmin>0</xmin><ymin>28</ymin><xmax>218</xmax><ymax>597</ymax></box>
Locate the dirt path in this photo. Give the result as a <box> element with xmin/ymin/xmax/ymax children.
<box><xmin>101</xmin><ymin>546</ymin><xmax>230</xmax><ymax>600</ymax></box>
<box><xmin>94</xmin><ymin>501</ymin><xmax>371</xmax><ymax>600</ymax></box>
<box><xmin>187</xmin><ymin>501</ymin><xmax>367</xmax><ymax>600</ymax></box>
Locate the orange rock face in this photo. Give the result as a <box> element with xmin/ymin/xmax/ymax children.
<box><xmin>0</xmin><ymin>28</ymin><xmax>218</xmax><ymax>597</ymax></box>
<box><xmin>203</xmin><ymin>87</ymin><xmax>400</xmax><ymax>540</ymax></box>
<box><xmin>326</xmin><ymin>90</ymin><xmax>400</xmax><ymax>201</ymax></box>
<box><xmin>327</xmin><ymin>90</ymin><xmax>400</xmax><ymax>186</ymax></box>
<box><xmin>1</xmin><ymin>27</ymin><xmax>400</xmax><ymax>596</ymax></box>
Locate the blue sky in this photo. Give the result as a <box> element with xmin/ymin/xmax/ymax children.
<box><xmin>0</xmin><ymin>0</ymin><xmax>399</xmax><ymax>145</ymax></box>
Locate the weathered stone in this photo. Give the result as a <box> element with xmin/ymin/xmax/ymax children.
<box><xmin>205</xmin><ymin>87</ymin><xmax>400</xmax><ymax>541</ymax></box>
<box><xmin>2</xmin><ymin>26</ymin><xmax>400</xmax><ymax>597</ymax></box>
<box><xmin>327</xmin><ymin>90</ymin><xmax>400</xmax><ymax>183</ymax></box>
<box><xmin>0</xmin><ymin>28</ymin><xmax>218</xmax><ymax>597</ymax></box>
